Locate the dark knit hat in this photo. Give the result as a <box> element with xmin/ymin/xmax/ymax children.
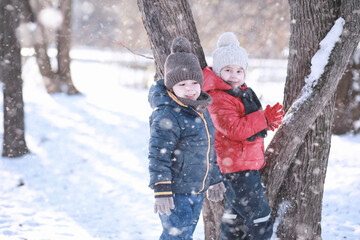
<box><xmin>164</xmin><ymin>36</ymin><xmax>203</xmax><ymax>90</ymax></box>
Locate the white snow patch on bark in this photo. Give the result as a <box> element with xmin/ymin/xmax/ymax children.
<box><xmin>284</xmin><ymin>18</ymin><xmax>345</xmax><ymax>124</ymax></box>
<box><xmin>272</xmin><ymin>200</ymin><xmax>291</xmax><ymax>238</ymax></box>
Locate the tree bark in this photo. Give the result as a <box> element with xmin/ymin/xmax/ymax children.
<box><xmin>34</xmin><ymin>24</ymin><xmax>62</xmax><ymax>93</ymax></box>
<box><xmin>30</xmin><ymin>0</ymin><xmax>62</xmax><ymax>93</ymax></box>
<box><xmin>0</xmin><ymin>0</ymin><xmax>30</xmax><ymax>157</ymax></box>
<box><xmin>57</xmin><ymin>0</ymin><xmax>79</xmax><ymax>95</ymax></box>
<box><xmin>202</xmin><ymin>192</ymin><xmax>224</xmax><ymax>240</ymax></box>
<box><xmin>137</xmin><ymin>0</ymin><xmax>206</xmax><ymax>81</ymax></box>
<box><xmin>261</xmin><ymin>1</ymin><xmax>360</xmax><ymax>239</ymax></box>
<box><xmin>27</xmin><ymin>0</ymin><xmax>79</xmax><ymax>95</ymax></box>
<box><xmin>333</xmin><ymin>48</ymin><xmax>360</xmax><ymax>134</ymax></box>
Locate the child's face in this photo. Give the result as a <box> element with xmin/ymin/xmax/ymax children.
<box><xmin>172</xmin><ymin>80</ymin><xmax>201</xmax><ymax>100</ymax></box>
<box><xmin>220</xmin><ymin>65</ymin><xmax>245</xmax><ymax>89</ymax></box>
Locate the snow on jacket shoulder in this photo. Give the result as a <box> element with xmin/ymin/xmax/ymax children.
<box><xmin>202</xmin><ymin>67</ymin><xmax>268</xmax><ymax>173</ymax></box>
<box><xmin>148</xmin><ymin>79</ymin><xmax>222</xmax><ymax>194</ymax></box>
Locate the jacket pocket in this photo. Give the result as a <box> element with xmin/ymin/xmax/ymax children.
<box><xmin>243</xmin><ymin>140</ymin><xmax>264</xmax><ymax>162</ymax></box>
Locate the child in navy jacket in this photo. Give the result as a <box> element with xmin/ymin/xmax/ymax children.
<box><xmin>148</xmin><ymin>36</ymin><xmax>225</xmax><ymax>239</ymax></box>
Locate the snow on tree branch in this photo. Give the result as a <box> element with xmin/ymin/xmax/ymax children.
<box><xmin>284</xmin><ymin>17</ymin><xmax>345</xmax><ymax>124</ymax></box>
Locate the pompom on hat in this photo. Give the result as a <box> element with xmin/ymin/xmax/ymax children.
<box><xmin>212</xmin><ymin>32</ymin><xmax>248</xmax><ymax>78</ymax></box>
<box><xmin>164</xmin><ymin>36</ymin><xmax>203</xmax><ymax>90</ymax></box>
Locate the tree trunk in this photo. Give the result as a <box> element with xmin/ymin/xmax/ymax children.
<box><xmin>137</xmin><ymin>1</ymin><xmax>223</xmax><ymax>239</ymax></box>
<box><xmin>137</xmin><ymin>0</ymin><xmax>206</xmax><ymax>81</ymax></box>
<box><xmin>0</xmin><ymin>0</ymin><xmax>29</xmax><ymax>157</ymax></box>
<box><xmin>34</xmin><ymin>24</ymin><xmax>62</xmax><ymax>93</ymax></box>
<box><xmin>30</xmin><ymin>0</ymin><xmax>62</xmax><ymax>93</ymax></box>
<box><xmin>333</xmin><ymin>48</ymin><xmax>360</xmax><ymax>134</ymax></box>
<box><xmin>261</xmin><ymin>1</ymin><xmax>360</xmax><ymax>239</ymax></box>
<box><xmin>202</xmin><ymin>192</ymin><xmax>224</xmax><ymax>240</ymax></box>
<box><xmin>57</xmin><ymin>0</ymin><xmax>79</xmax><ymax>95</ymax></box>
<box><xmin>28</xmin><ymin>0</ymin><xmax>79</xmax><ymax>95</ymax></box>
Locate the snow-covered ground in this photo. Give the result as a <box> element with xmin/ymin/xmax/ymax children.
<box><xmin>0</xmin><ymin>54</ymin><xmax>359</xmax><ymax>239</ymax></box>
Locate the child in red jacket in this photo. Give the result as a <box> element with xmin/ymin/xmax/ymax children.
<box><xmin>202</xmin><ymin>32</ymin><xmax>284</xmax><ymax>240</ymax></box>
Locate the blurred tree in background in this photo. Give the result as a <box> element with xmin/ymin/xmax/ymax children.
<box><xmin>0</xmin><ymin>0</ymin><xmax>29</xmax><ymax>157</ymax></box>
<box><xmin>28</xmin><ymin>0</ymin><xmax>79</xmax><ymax>94</ymax></box>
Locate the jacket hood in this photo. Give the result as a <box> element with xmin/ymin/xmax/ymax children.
<box><xmin>148</xmin><ymin>79</ymin><xmax>176</xmax><ymax>110</ymax></box>
<box><xmin>202</xmin><ymin>66</ymin><xmax>233</xmax><ymax>92</ymax></box>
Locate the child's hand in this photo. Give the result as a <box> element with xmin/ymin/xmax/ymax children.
<box><xmin>267</xmin><ymin>120</ymin><xmax>282</xmax><ymax>131</ymax></box>
<box><xmin>264</xmin><ymin>103</ymin><xmax>284</xmax><ymax>130</ymax></box>
<box><xmin>207</xmin><ymin>182</ymin><xmax>226</xmax><ymax>202</ymax></box>
<box><xmin>267</xmin><ymin>124</ymin><xmax>276</xmax><ymax>131</ymax></box>
<box><xmin>154</xmin><ymin>197</ymin><xmax>175</xmax><ymax>216</ymax></box>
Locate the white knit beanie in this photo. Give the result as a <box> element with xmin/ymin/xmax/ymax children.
<box><xmin>212</xmin><ymin>32</ymin><xmax>248</xmax><ymax>78</ymax></box>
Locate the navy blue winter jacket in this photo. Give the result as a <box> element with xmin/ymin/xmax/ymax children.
<box><xmin>148</xmin><ymin>79</ymin><xmax>223</xmax><ymax>196</ymax></box>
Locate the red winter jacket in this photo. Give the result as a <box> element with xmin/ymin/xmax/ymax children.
<box><xmin>202</xmin><ymin>67</ymin><xmax>268</xmax><ymax>173</ymax></box>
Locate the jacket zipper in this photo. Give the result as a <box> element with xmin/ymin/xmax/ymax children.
<box><xmin>193</xmin><ymin>110</ymin><xmax>210</xmax><ymax>194</ymax></box>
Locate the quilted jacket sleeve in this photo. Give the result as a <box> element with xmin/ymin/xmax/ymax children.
<box><xmin>208</xmin><ymin>91</ymin><xmax>268</xmax><ymax>142</ymax></box>
<box><xmin>148</xmin><ymin>108</ymin><xmax>180</xmax><ymax>189</ymax></box>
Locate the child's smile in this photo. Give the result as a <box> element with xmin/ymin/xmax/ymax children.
<box><xmin>220</xmin><ymin>65</ymin><xmax>246</xmax><ymax>89</ymax></box>
<box><xmin>172</xmin><ymin>80</ymin><xmax>201</xmax><ymax>100</ymax></box>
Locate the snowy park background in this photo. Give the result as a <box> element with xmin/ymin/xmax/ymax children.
<box><xmin>0</xmin><ymin>49</ymin><xmax>359</xmax><ymax>239</ymax></box>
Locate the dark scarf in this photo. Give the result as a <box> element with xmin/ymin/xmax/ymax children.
<box><xmin>222</xmin><ymin>85</ymin><xmax>267</xmax><ymax>141</ymax></box>
<box><xmin>177</xmin><ymin>90</ymin><xmax>212</xmax><ymax>114</ymax></box>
